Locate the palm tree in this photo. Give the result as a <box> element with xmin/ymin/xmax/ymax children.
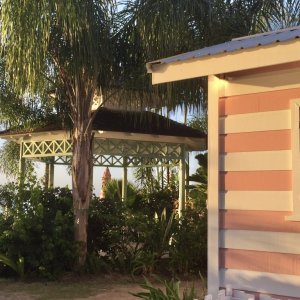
<box><xmin>1</xmin><ymin>0</ymin><xmax>117</xmax><ymax>266</ymax></box>
<box><xmin>255</xmin><ymin>0</ymin><xmax>300</xmax><ymax>31</ymax></box>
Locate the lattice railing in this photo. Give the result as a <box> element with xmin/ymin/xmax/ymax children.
<box><xmin>23</xmin><ymin>140</ymin><xmax>72</xmax><ymax>157</ymax></box>
<box><xmin>22</xmin><ymin>138</ymin><xmax>184</xmax><ymax>160</ymax></box>
<box><xmin>54</xmin><ymin>155</ymin><xmax>180</xmax><ymax>167</ymax></box>
<box><xmin>93</xmin><ymin>139</ymin><xmax>183</xmax><ymax>159</ymax></box>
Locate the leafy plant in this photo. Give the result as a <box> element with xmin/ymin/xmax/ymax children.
<box><xmin>0</xmin><ymin>254</ymin><xmax>24</xmax><ymax>278</ymax></box>
<box><xmin>169</xmin><ymin>208</ymin><xmax>207</xmax><ymax>275</ymax></box>
<box><xmin>131</xmin><ymin>276</ymin><xmax>198</xmax><ymax>300</ymax></box>
<box><xmin>0</xmin><ymin>184</ymin><xmax>78</xmax><ymax>279</ymax></box>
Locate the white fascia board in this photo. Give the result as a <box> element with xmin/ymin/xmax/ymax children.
<box><xmin>94</xmin><ymin>130</ymin><xmax>206</xmax><ymax>151</ymax></box>
<box><xmin>149</xmin><ymin>40</ymin><xmax>300</xmax><ymax>84</ymax></box>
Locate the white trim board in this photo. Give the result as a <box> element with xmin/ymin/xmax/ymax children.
<box><xmin>288</xmin><ymin>99</ymin><xmax>300</xmax><ymax>220</ymax></box>
<box><xmin>224</xmin><ymin>67</ymin><xmax>300</xmax><ymax>97</ymax></box>
<box><xmin>220</xmin><ymin>191</ymin><xmax>292</xmax><ymax>211</ymax></box>
<box><xmin>220</xmin><ymin>268</ymin><xmax>300</xmax><ymax>298</ymax></box>
<box><xmin>220</xmin><ymin>229</ymin><xmax>300</xmax><ymax>254</ymax></box>
<box><xmin>220</xmin><ymin>150</ymin><xmax>292</xmax><ymax>171</ymax></box>
<box><xmin>219</xmin><ymin>110</ymin><xmax>291</xmax><ymax>134</ymax></box>
<box><xmin>207</xmin><ymin>75</ymin><xmax>221</xmax><ymax>297</ymax></box>
<box><xmin>150</xmin><ymin>40</ymin><xmax>300</xmax><ymax>84</ymax></box>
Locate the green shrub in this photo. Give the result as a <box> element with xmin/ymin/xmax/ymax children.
<box><xmin>0</xmin><ymin>179</ymin><xmax>207</xmax><ymax>279</ymax></box>
<box><xmin>88</xmin><ymin>195</ymin><xmax>124</xmax><ymax>256</ymax></box>
<box><xmin>0</xmin><ymin>183</ymin><xmax>77</xmax><ymax>279</ymax></box>
<box><xmin>131</xmin><ymin>276</ymin><xmax>199</xmax><ymax>300</ymax></box>
<box><xmin>0</xmin><ymin>253</ymin><xmax>24</xmax><ymax>277</ymax></box>
<box><xmin>170</xmin><ymin>208</ymin><xmax>207</xmax><ymax>275</ymax></box>
<box><xmin>87</xmin><ymin>187</ymin><xmax>207</xmax><ymax>276</ymax></box>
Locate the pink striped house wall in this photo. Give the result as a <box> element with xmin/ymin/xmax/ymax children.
<box><xmin>218</xmin><ymin>86</ymin><xmax>300</xmax><ymax>299</ymax></box>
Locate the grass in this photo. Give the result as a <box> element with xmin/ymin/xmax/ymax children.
<box><xmin>0</xmin><ymin>274</ymin><xmax>205</xmax><ymax>300</ymax></box>
<box><xmin>0</xmin><ymin>274</ymin><xmax>138</xmax><ymax>300</ymax></box>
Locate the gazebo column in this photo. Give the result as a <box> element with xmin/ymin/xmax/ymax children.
<box><xmin>90</xmin><ymin>165</ymin><xmax>94</xmax><ymax>192</ymax></box>
<box><xmin>44</xmin><ymin>158</ymin><xmax>54</xmax><ymax>188</ymax></box>
<box><xmin>49</xmin><ymin>158</ymin><xmax>54</xmax><ymax>188</ymax></box>
<box><xmin>18</xmin><ymin>142</ymin><xmax>25</xmax><ymax>187</ymax></box>
<box><xmin>44</xmin><ymin>162</ymin><xmax>50</xmax><ymax>188</ymax></box>
<box><xmin>178</xmin><ymin>147</ymin><xmax>186</xmax><ymax>217</ymax></box>
<box><xmin>185</xmin><ymin>153</ymin><xmax>189</xmax><ymax>201</ymax></box>
<box><xmin>122</xmin><ymin>157</ymin><xmax>128</xmax><ymax>202</ymax></box>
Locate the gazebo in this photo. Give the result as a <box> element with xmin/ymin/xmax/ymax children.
<box><xmin>0</xmin><ymin>107</ymin><xmax>206</xmax><ymax>214</ymax></box>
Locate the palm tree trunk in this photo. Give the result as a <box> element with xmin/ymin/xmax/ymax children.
<box><xmin>72</xmin><ymin>119</ymin><xmax>93</xmax><ymax>267</ymax></box>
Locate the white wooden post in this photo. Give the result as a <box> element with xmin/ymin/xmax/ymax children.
<box><xmin>185</xmin><ymin>153</ymin><xmax>189</xmax><ymax>201</ymax></box>
<box><xmin>44</xmin><ymin>162</ymin><xmax>50</xmax><ymax>188</ymax></box>
<box><xmin>18</xmin><ymin>142</ymin><xmax>25</xmax><ymax>187</ymax></box>
<box><xmin>122</xmin><ymin>157</ymin><xmax>128</xmax><ymax>202</ymax></box>
<box><xmin>178</xmin><ymin>147</ymin><xmax>186</xmax><ymax>217</ymax></box>
<box><xmin>207</xmin><ymin>75</ymin><xmax>221</xmax><ymax>297</ymax></box>
<box><xmin>49</xmin><ymin>158</ymin><xmax>54</xmax><ymax>188</ymax></box>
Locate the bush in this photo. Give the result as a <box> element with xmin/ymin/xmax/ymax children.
<box><xmin>131</xmin><ymin>276</ymin><xmax>200</xmax><ymax>300</ymax></box>
<box><xmin>170</xmin><ymin>208</ymin><xmax>207</xmax><ymax>275</ymax></box>
<box><xmin>0</xmin><ymin>183</ymin><xmax>77</xmax><ymax>279</ymax></box>
<box><xmin>0</xmin><ymin>182</ymin><xmax>207</xmax><ymax>278</ymax></box>
<box><xmin>88</xmin><ymin>188</ymin><xmax>207</xmax><ymax>276</ymax></box>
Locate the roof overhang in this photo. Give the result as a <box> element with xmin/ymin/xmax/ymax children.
<box><xmin>147</xmin><ymin>39</ymin><xmax>300</xmax><ymax>85</ymax></box>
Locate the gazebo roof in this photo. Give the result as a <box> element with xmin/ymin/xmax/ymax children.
<box><xmin>0</xmin><ymin>107</ymin><xmax>205</xmax><ymax>139</ymax></box>
<box><xmin>0</xmin><ymin>108</ymin><xmax>206</xmax><ymax>153</ymax></box>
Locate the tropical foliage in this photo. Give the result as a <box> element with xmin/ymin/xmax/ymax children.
<box><xmin>0</xmin><ymin>0</ymin><xmax>299</xmax><ymax>270</ymax></box>
<box><xmin>131</xmin><ymin>277</ymin><xmax>201</xmax><ymax>300</ymax></box>
<box><xmin>0</xmin><ymin>176</ymin><xmax>206</xmax><ymax>279</ymax></box>
<box><xmin>1</xmin><ymin>0</ymin><xmax>119</xmax><ymax>265</ymax></box>
<box><xmin>0</xmin><ymin>183</ymin><xmax>77</xmax><ymax>279</ymax></box>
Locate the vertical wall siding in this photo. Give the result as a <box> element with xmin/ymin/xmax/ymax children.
<box><xmin>219</xmin><ymin>87</ymin><xmax>300</xmax><ymax>299</ymax></box>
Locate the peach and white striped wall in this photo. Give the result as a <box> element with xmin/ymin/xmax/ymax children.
<box><xmin>214</xmin><ymin>68</ymin><xmax>300</xmax><ymax>300</ymax></box>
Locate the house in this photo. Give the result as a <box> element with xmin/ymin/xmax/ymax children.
<box><xmin>147</xmin><ymin>26</ymin><xmax>300</xmax><ymax>300</ymax></box>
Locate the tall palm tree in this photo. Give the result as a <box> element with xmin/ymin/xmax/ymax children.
<box><xmin>118</xmin><ymin>0</ymin><xmax>282</xmax><ymax>115</ymax></box>
<box><xmin>1</xmin><ymin>0</ymin><xmax>117</xmax><ymax>266</ymax></box>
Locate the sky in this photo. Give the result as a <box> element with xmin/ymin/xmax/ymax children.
<box><xmin>0</xmin><ymin>108</ymin><xmax>201</xmax><ymax>196</ymax></box>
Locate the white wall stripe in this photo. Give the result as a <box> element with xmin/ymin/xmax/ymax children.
<box><xmin>220</xmin><ymin>150</ymin><xmax>292</xmax><ymax>171</ymax></box>
<box><xmin>220</xmin><ymin>191</ymin><xmax>292</xmax><ymax>211</ymax></box>
<box><xmin>220</xmin><ymin>268</ymin><xmax>300</xmax><ymax>298</ymax></box>
<box><xmin>224</xmin><ymin>67</ymin><xmax>300</xmax><ymax>97</ymax></box>
<box><xmin>219</xmin><ymin>110</ymin><xmax>291</xmax><ymax>134</ymax></box>
<box><xmin>220</xmin><ymin>229</ymin><xmax>300</xmax><ymax>254</ymax></box>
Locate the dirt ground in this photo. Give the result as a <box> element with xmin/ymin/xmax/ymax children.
<box><xmin>0</xmin><ymin>283</ymin><xmax>144</xmax><ymax>300</ymax></box>
<box><xmin>0</xmin><ymin>274</ymin><xmax>205</xmax><ymax>300</ymax></box>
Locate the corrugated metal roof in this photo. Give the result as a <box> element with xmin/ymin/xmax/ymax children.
<box><xmin>147</xmin><ymin>26</ymin><xmax>300</xmax><ymax>72</ymax></box>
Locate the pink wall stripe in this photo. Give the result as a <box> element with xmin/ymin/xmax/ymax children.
<box><xmin>219</xmin><ymin>210</ymin><xmax>300</xmax><ymax>233</ymax></box>
<box><xmin>220</xmin><ymin>171</ymin><xmax>292</xmax><ymax>191</ymax></box>
<box><xmin>219</xmin><ymin>87</ymin><xmax>300</xmax><ymax>116</ymax></box>
<box><xmin>220</xmin><ymin>248</ymin><xmax>300</xmax><ymax>276</ymax></box>
<box><xmin>220</xmin><ymin>130</ymin><xmax>291</xmax><ymax>153</ymax></box>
